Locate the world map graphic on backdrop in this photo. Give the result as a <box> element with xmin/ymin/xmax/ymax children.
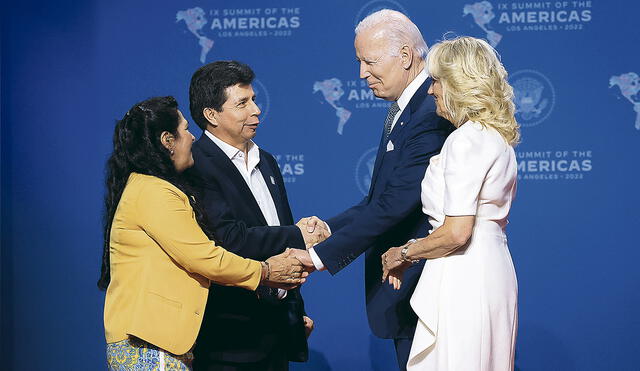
<box><xmin>610</xmin><ymin>72</ymin><xmax>640</xmax><ymax>130</ymax></box>
<box><xmin>177</xmin><ymin>7</ymin><xmax>214</xmax><ymax>63</ymax></box>
<box><xmin>463</xmin><ymin>1</ymin><xmax>502</xmax><ymax>47</ymax></box>
<box><xmin>312</xmin><ymin>75</ymin><xmax>391</xmax><ymax>135</ymax></box>
<box><xmin>313</xmin><ymin>78</ymin><xmax>352</xmax><ymax>135</ymax></box>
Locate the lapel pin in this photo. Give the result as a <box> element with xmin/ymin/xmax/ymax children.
<box><xmin>270</xmin><ymin>176</ymin><xmax>276</xmax><ymax>185</ymax></box>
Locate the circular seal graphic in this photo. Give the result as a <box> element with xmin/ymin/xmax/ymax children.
<box><xmin>253</xmin><ymin>79</ymin><xmax>271</xmax><ymax>122</ymax></box>
<box><xmin>509</xmin><ymin>69</ymin><xmax>555</xmax><ymax>128</ymax></box>
<box><xmin>354</xmin><ymin>0</ymin><xmax>409</xmax><ymax>27</ymax></box>
<box><xmin>355</xmin><ymin>147</ymin><xmax>379</xmax><ymax>196</ymax></box>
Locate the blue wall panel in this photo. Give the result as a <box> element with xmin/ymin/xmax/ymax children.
<box><xmin>2</xmin><ymin>1</ymin><xmax>639</xmax><ymax>370</ymax></box>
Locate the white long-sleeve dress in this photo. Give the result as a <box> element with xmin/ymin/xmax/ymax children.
<box><xmin>408</xmin><ymin>121</ymin><xmax>518</xmax><ymax>371</ymax></box>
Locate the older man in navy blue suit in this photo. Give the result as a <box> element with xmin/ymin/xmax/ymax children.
<box><xmin>298</xmin><ymin>10</ymin><xmax>452</xmax><ymax>371</ymax></box>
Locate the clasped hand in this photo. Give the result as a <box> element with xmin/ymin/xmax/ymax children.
<box><xmin>296</xmin><ymin>216</ymin><xmax>331</xmax><ymax>249</ymax></box>
<box><xmin>262</xmin><ymin>248</ymin><xmax>309</xmax><ymax>290</ymax></box>
<box><xmin>381</xmin><ymin>242</ymin><xmax>413</xmax><ymax>291</ymax></box>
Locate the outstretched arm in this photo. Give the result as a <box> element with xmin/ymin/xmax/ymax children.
<box><xmin>313</xmin><ymin>116</ymin><xmax>449</xmax><ymax>274</ymax></box>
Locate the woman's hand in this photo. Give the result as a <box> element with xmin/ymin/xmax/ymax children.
<box><xmin>382</xmin><ymin>240</ymin><xmax>419</xmax><ymax>289</ymax></box>
<box><xmin>262</xmin><ymin>249</ymin><xmax>309</xmax><ymax>289</ymax></box>
<box><xmin>386</xmin><ymin>263</ymin><xmax>411</xmax><ymax>290</ymax></box>
<box><xmin>381</xmin><ymin>245</ymin><xmax>406</xmax><ymax>276</ymax></box>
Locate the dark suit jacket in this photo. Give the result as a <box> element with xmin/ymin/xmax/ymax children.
<box><xmin>314</xmin><ymin>78</ymin><xmax>452</xmax><ymax>339</ymax></box>
<box><xmin>187</xmin><ymin>135</ymin><xmax>308</xmax><ymax>365</ymax></box>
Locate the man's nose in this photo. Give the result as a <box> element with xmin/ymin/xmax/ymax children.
<box><xmin>359</xmin><ymin>62</ymin><xmax>370</xmax><ymax>79</ymax></box>
<box><xmin>251</xmin><ymin>100</ymin><xmax>261</xmax><ymax>116</ymax></box>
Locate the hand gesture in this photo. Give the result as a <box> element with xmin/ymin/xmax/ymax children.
<box><xmin>381</xmin><ymin>241</ymin><xmax>416</xmax><ymax>290</ymax></box>
<box><xmin>296</xmin><ymin>216</ymin><xmax>331</xmax><ymax>248</ymax></box>
<box><xmin>385</xmin><ymin>264</ymin><xmax>410</xmax><ymax>290</ymax></box>
<box><xmin>262</xmin><ymin>249</ymin><xmax>308</xmax><ymax>290</ymax></box>
<box><xmin>381</xmin><ymin>246</ymin><xmax>405</xmax><ymax>274</ymax></box>
<box><xmin>289</xmin><ymin>248</ymin><xmax>317</xmax><ymax>273</ymax></box>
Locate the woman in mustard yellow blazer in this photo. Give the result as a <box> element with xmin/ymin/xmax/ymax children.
<box><xmin>98</xmin><ymin>96</ymin><xmax>305</xmax><ymax>370</ymax></box>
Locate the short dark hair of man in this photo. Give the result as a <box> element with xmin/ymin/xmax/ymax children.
<box><xmin>189</xmin><ymin>60</ymin><xmax>255</xmax><ymax>131</ymax></box>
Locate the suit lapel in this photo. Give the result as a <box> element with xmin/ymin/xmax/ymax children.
<box><xmin>195</xmin><ymin>135</ymin><xmax>267</xmax><ymax>225</ymax></box>
<box><xmin>367</xmin><ymin>78</ymin><xmax>431</xmax><ymax>199</ymax></box>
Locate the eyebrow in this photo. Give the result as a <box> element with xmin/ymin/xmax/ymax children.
<box><xmin>235</xmin><ymin>95</ymin><xmax>254</xmax><ymax>105</ymax></box>
<box><xmin>358</xmin><ymin>55</ymin><xmax>379</xmax><ymax>63</ymax></box>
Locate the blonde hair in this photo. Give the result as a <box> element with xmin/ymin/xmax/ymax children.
<box><xmin>427</xmin><ymin>36</ymin><xmax>520</xmax><ymax>145</ymax></box>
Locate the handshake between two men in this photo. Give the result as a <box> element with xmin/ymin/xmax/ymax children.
<box><xmin>260</xmin><ymin>216</ymin><xmax>330</xmax><ymax>290</ymax></box>
<box><xmin>293</xmin><ymin>216</ymin><xmax>330</xmax><ymax>272</ymax></box>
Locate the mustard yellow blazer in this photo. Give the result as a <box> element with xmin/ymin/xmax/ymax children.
<box><xmin>103</xmin><ymin>173</ymin><xmax>262</xmax><ymax>355</ymax></box>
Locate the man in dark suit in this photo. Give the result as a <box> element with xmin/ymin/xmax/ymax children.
<box><xmin>297</xmin><ymin>10</ymin><xmax>453</xmax><ymax>371</ymax></box>
<box><xmin>187</xmin><ymin>61</ymin><xmax>325</xmax><ymax>371</ymax></box>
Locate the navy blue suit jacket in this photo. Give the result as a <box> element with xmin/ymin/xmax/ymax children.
<box><xmin>315</xmin><ymin>78</ymin><xmax>452</xmax><ymax>339</ymax></box>
<box><xmin>187</xmin><ymin>136</ymin><xmax>308</xmax><ymax>364</ymax></box>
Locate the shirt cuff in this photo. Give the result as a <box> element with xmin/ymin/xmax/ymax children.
<box><xmin>308</xmin><ymin>247</ymin><xmax>326</xmax><ymax>271</ymax></box>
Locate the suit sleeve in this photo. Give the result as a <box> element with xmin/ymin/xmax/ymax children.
<box><xmin>191</xmin><ymin>155</ymin><xmax>305</xmax><ymax>261</ymax></box>
<box><xmin>315</xmin><ymin>114</ymin><xmax>449</xmax><ymax>274</ymax></box>
<box><xmin>325</xmin><ymin>197</ymin><xmax>367</xmax><ymax>232</ymax></box>
<box><xmin>136</xmin><ymin>181</ymin><xmax>262</xmax><ymax>290</ymax></box>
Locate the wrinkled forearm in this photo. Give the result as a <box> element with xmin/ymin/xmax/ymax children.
<box><xmin>406</xmin><ymin>216</ymin><xmax>474</xmax><ymax>260</ymax></box>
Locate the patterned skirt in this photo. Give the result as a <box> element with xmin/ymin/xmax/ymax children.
<box><xmin>107</xmin><ymin>337</ymin><xmax>194</xmax><ymax>370</ymax></box>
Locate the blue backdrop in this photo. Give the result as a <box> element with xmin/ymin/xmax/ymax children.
<box><xmin>2</xmin><ymin>1</ymin><xmax>639</xmax><ymax>370</ymax></box>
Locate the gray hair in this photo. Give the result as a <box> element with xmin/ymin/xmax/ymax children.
<box><xmin>355</xmin><ymin>9</ymin><xmax>428</xmax><ymax>60</ymax></box>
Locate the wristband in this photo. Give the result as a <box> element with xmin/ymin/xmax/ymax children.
<box><xmin>261</xmin><ymin>261</ymin><xmax>271</xmax><ymax>281</ymax></box>
<box><xmin>401</xmin><ymin>239</ymin><xmax>420</xmax><ymax>264</ymax></box>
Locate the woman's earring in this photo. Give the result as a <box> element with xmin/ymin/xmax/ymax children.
<box><xmin>170</xmin><ymin>150</ymin><xmax>174</xmax><ymax>156</ymax></box>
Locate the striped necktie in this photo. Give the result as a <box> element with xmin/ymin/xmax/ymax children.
<box><xmin>384</xmin><ymin>102</ymin><xmax>400</xmax><ymax>140</ymax></box>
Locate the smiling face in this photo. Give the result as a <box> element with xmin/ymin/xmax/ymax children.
<box><xmin>355</xmin><ymin>27</ymin><xmax>408</xmax><ymax>102</ymax></box>
<box><xmin>209</xmin><ymin>83</ymin><xmax>261</xmax><ymax>150</ymax></box>
<box><xmin>169</xmin><ymin>110</ymin><xmax>196</xmax><ymax>173</ymax></box>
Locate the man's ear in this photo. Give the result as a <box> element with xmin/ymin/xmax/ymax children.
<box><xmin>203</xmin><ymin>107</ymin><xmax>218</xmax><ymax>128</ymax></box>
<box><xmin>400</xmin><ymin>44</ymin><xmax>413</xmax><ymax>70</ymax></box>
<box><xmin>160</xmin><ymin>131</ymin><xmax>175</xmax><ymax>151</ymax></box>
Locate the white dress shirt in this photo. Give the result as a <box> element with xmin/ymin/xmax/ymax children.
<box><xmin>308</xmin><ymin>69</ymin><xmax>430</xmax><ymax>271</ymax></box>
<box><xmin>205</xmin><ymin>131</ymin><xmax>286</xmax><ymax>297</ymax></box>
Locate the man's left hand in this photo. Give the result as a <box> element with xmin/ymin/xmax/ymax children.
<box><xmin>303</xmin><ymin>315</ymin><xmax>314</xmax><ymax>338</ymax></box>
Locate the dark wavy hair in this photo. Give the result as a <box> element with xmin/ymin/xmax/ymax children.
<box><xmin>189</xmin><ymin>60</ymin><xmax>255</xmax><ymax>131</ymax></box>
<box><xmin>98</xmin><ymin>96</ymin><xmax>207</xmax><ymax>290</ymax></box>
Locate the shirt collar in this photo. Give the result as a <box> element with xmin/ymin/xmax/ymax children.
<box><xmin>396</xmin><ymin>69</ymin><xmax>429</xmax><ymax>112</ymax></box>
<box><xmin>204</xmin><ymin>130</ymin><xmax>260</xmax><ymax>162</ymax></box>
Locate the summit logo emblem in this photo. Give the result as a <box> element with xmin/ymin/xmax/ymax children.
<box><xmin>354</xmin><ymin>0</ymin><xmax>408</xmax><ymax>27</ymax></box>
<box><xmin>509</xmin><ymin>70</ymin><xmax>555</xmax><ymax>128</ymax></box>
<box><xmin>355</xmin><ymin>147</ymin><xmax>378</xmax><ymax>196</ymax></box>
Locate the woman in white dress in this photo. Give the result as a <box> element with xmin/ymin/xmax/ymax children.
<box><xmin>381</xmin><ymin>36</ymin><xmax>520</xmax><ymax>371</ymax></box>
